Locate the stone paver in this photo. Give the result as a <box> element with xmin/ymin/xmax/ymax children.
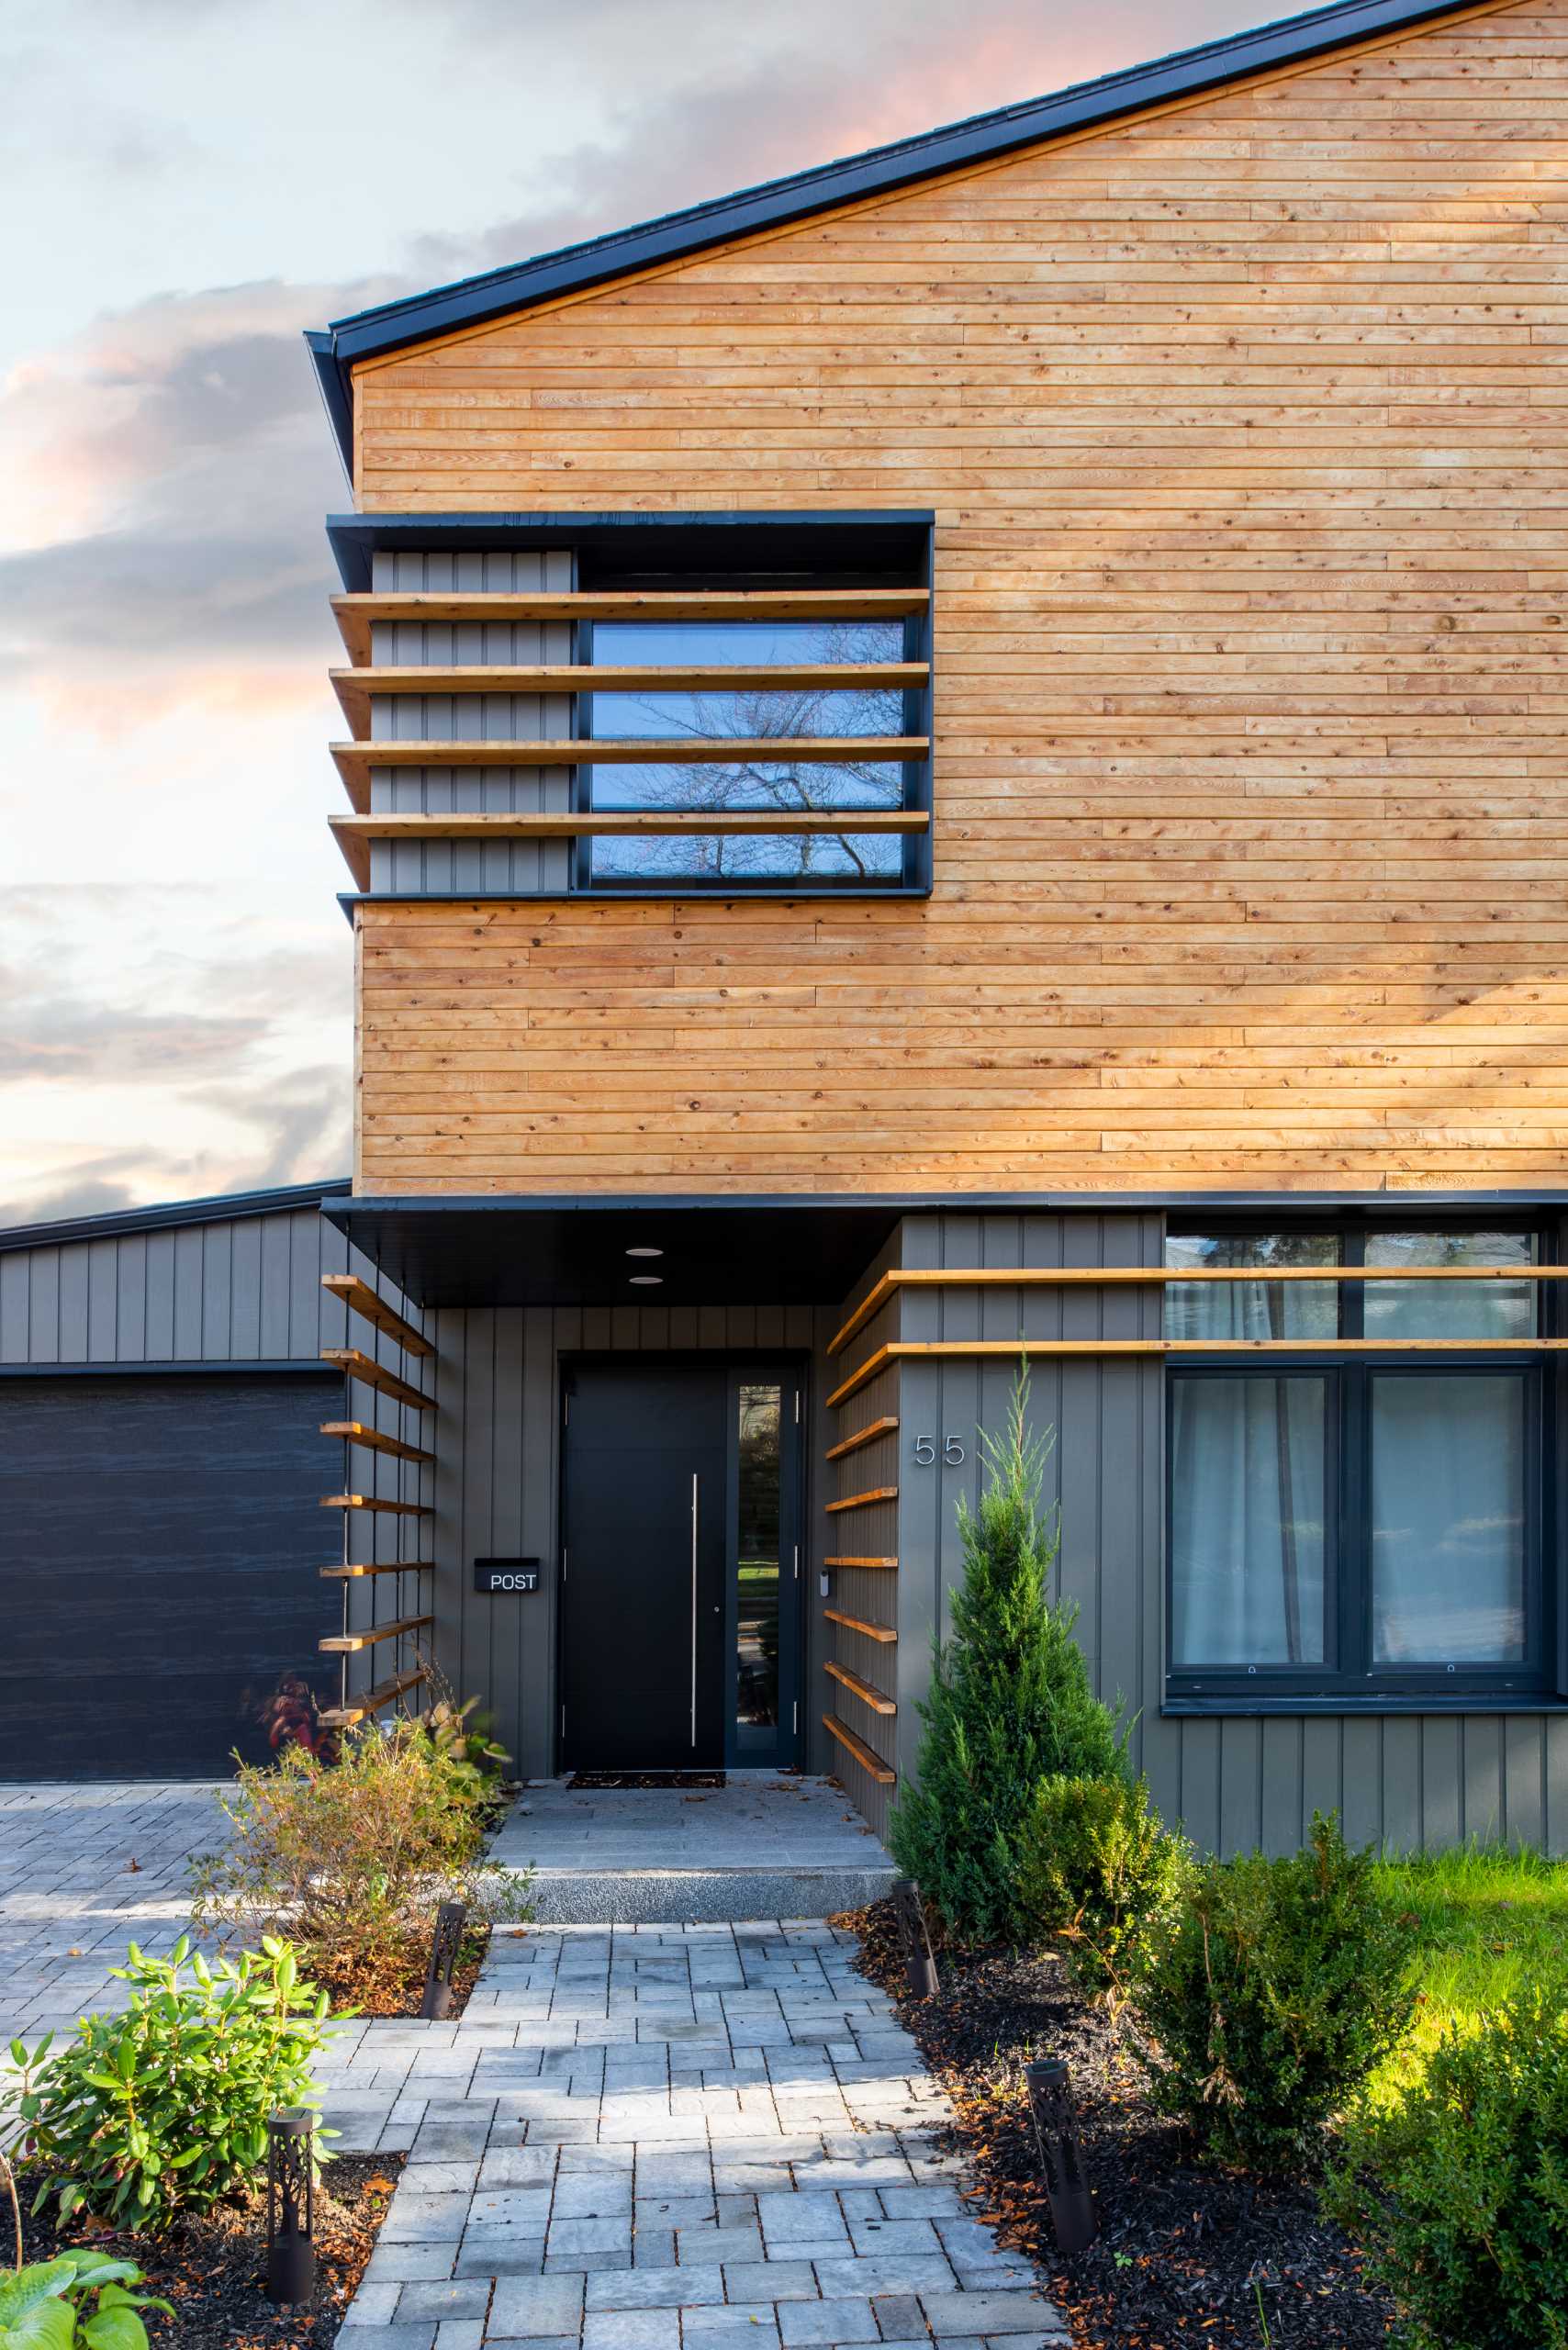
<box><xmin>0</xmin><ymin>1783</ymin><xmax>230</xmax><ymax>2049</ymax></box>
<box><xmin>333</xmin><ymin>1923</ymin><xmax>1069</xmax><ymax>2348</ymax></box>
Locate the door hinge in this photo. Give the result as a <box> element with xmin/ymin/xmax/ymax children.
<box><xmin>563</xmin><ymin>1391</ymin><xmax>570</xmax><ymax>1426</ymax></box>
<box><xmin>794</xmin><ymin>1388</ymin><xmax>801</xmax><ymax>1424</ymax></box>
<box><xmin>792</xmin><ymin>1701</ymin><xmax>799</xmax><ymax>1735</ymax></box>
<box><xmin>792</xmin><ymin>1543</ymin><xmax>800</xmax><ymax>1582</ymax></box>
<box><xmin>561</xmin><ymin>1548</ymin><xmax>567</xmax><ymax>1581</ymax></box>
<box><xmin>560</xmin><ymin>1703</ymin><xmax>566</xmax><ymax>1734</ymax></box>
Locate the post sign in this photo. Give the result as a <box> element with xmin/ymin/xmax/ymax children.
<box><xmin>474</xmin><ymin>1557</ymin><xmax>541</xmax><ymax>1595</ymax></box>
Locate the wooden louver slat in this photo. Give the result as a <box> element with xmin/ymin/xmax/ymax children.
<box><xmin>823</xmin><ymin>1555</ymin><xmax>898</xmax><ymax>1570</ymax></box>
<box><xmin>824</xmin><ymin>1485</ymin><xmax>898</xmax><ymax>1515</ymax></box>
<box><xmin>823</xmin><ymin>1605</ymin><xmax>897</xmax><ymax>1644</ymax></box>
<box><xmin>319</xmin><ymin>1613</ymin><xmax>432</xmax><ymax>1654</ymax></box>
<box><xmin>824</xmin><ymin>1659</ymin><xmax>897</xmax><ymax>1716</ymax></box>
<box><xmin>321</xmin><ymin>1273</ymin><xmax>433</xmax><ymax>1357</ymax></box>
<box><xmin>330</xmin><ymin>587</ymin><xmax>929</xmax><ymax>665</ymax></box>
<box><xmin>824</xmin><ymin>1416</ymin><xmax>899</xmax><ymax>1462</ymax></box>
<box><xmin>822</xmin><ymin>1712</ymin><xmax>895</xmax><ymax>1785</ymax></box>
<box><xmin>330</xmin><ymin>809</ymin><xmax>928</xmax><ymax>890</ymax></box>
<box><xmin>319</xmin><ymin>1665</ymin><xmax>428</xmax><ymax>1728</ymax></box>
<box><xmin>319</xmin><ymin>1494</ymin><xmax>431</xmax><ymax>1517</ymax></box>
<box><xmin>330</xmin><ymin>661</ymin><xmax>929</xmax><ymax>730</ymax></box>
<box><xmin>320</xmin><ymin>1422</ymin><xmax>434</xmax><ymax>1466</ymax></box>
<box><xmin>321</xmin><ymin>1348</ymin><xmax>431</xmax><ymax>1412</ymax></box>
<box><xmin>320</xmin><ymin>1561</ymin><xmax>435</xmax><ymax>1581</ymax></box>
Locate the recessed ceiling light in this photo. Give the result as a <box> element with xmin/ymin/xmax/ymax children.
<box><xmin>629</xmin><ymin>1274</ymin><xmax>664</xmax><ymax>1286</ymax></box>
<box><xmin>626</xmin><ymin>1246</ymin><xmax>664</xmax><ymax>1258</ymax></box>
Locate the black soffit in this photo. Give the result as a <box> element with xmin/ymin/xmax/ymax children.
<box><xmin>322</xmin><ymin>1197</ymin><xmax>903</xmax><ymax>1309</ymax></box>
<box><xmin>305</xmin><ymin>0</ymin><xmax>1483</xmax><ymax>472</ymax></box>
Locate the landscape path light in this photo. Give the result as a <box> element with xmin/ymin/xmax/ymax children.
<box><xmin>265</xmin><ymin>2108</ymin><xmax>316</xmax><ymax>2303</ymax></box>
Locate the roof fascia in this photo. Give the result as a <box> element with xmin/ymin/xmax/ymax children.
<box><xmin>0</xmin><ymin>1178</ymin><xmax>353</xmax><ymax>1256</ymax></box>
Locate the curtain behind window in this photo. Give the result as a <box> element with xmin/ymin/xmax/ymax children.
<box><xmin>1170</xmin><ymin>1374</ymin><xmax>1327</xmax><ymax>1665</ymax></box>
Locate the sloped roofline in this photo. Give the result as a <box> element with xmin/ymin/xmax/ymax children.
<box><xmin>0</xmin><ymin>1177</ymin><xmax>352</xmax><ymax>1255</ymax></box>
<box><xmin>306</xmin><ymin>0</ymin><xmax>1484</xmax><ymax>469</ymax></box>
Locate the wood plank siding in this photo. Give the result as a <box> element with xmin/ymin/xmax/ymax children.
<box><xmin>347</xmin><ymin>0</ymin><xmax>1568</xmax><ymax>1197</ymax></box>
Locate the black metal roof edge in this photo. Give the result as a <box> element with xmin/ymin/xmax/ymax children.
<box><xmin>326</xmin><ymin>507</ymin><xmax>937</xmax><ymax>591</ymax></box>
<box><xmin>325</xmin><ymin>1189</ymin><xmax>1568</xmax><ymax>1224</ymax></box>
<box><xmin>0</xmin><ymin>1177</ymin><xmax>353</xmax><ymax>1256</ymax></box>
<box><xmin>304</xmin><ymin>0</ymin><xmax>1484</xmax><ymax>468</ymax></box>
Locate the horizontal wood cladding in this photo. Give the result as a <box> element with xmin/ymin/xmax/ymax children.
<box><xmin>350</xmin><ymin>0</ymin><xmax>1568</xmax><ymax>1197</ymax></box>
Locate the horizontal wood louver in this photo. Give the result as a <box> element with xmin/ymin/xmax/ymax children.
<box><xmin>330</xmin><ymin>587</ymin><xmax>929</xmax><ymax>666</ymax></box>
<box><xmin>328</xmin><ymin>554</ymin><xmax>933</xmax><ymax>897</ymax></box>
<box><xmin>320</xmin><ymin>1664</ymin><xmax>428</xmax><ymax>1728</ymax></box>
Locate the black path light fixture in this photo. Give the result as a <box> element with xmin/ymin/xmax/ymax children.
<box><xmin>265</xmin><ymin>2109</ymin><xmax>317</xmax><ymax>2303</ymax></box>
<box><xmin>420</xmin><ymin>1899</ymin><xmax>468</xmax><ymax>2020</ymax></box>
<box><xmin>1025</xmin><ymin>2055</ymin><xmax>1097</xmax><ymax>2254</ymax></box>
<box><xmin>890</xmin><ymin>1877</ymin><xmax>939</xmax><ymax>1999</ymax></box>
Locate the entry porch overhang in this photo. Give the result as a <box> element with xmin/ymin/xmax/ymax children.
<box><xmin>321</xmin><ymin>1194</ymin><xmax>905</xmax><ymax>1310</ymax></box>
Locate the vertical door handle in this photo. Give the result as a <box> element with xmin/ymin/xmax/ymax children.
<box><xmin>689</xmin><ymin>1472</ymin><xmax>699</xmax><ymax>1748</ymax></box>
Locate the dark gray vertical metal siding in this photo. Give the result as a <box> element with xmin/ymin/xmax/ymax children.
<box><xmin>368</xmin><ymin>547</ymin><xmax>574</xmax><ymax>897</ymax></box>
<box><xmin>428</xmin><ymin>1298</ymin><xmax>831</xmax><ymax>1782</ymax></box>
<box><xmin>1</xmin><ymin>1207</ymin><xmax>355</xmax><ymax>1365</ymax></box>
<box><xmin>892</xmin><ymin>1211</ymin><xmax>1568</xmax><ymax>1858</ymax></box>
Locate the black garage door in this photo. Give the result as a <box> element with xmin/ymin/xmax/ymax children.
<box><xmin>0</xmin><ymin>1373</ymin><xmax>338</xmax><ymax>1779</ymax></box>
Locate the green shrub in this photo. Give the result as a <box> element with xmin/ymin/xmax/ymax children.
<box><xmin>1326</xmin><ymin>1986</ymin><xmax>1568</xmax><ymax>2350</ymax></box>
<box><xmin>190</xmin><ymin>1708</ymin><xmax>532</xmax><ymax>2009</ymax></box>
<box><xmin>888</xmin><ymin>1367</ymin><xmax>1126</xmax><ymax>1945</ymax></box>
<box><xmin>0</xmin><ymin>2249</ymin><xmax>172</xmax><ymax>2350</ymax></box>
<box><xmin>1019</xmin><ymin>1772</ymin><xmax>1190</xmax><ymax>2016</ymax></box>
<box><xmin>5</xmin><ymin>1937</ymin><xmax>330</xmax><ymax>2234</ymax></box>
<box><xmin>1133</xmin><ymin>1813</ymin><xmax>1418</xmax><ymax>2172</ymax></box>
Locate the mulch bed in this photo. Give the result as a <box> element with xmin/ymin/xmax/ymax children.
<box><xmin>845</xmin><ymin>1897</ymin><xmax>1396</xmax><ymax>2350</ymax></box>
<box><xmin>308</xmin><ymin>1922</ymin><xmax>491</xmax><ymax>2020</ymax></box>
<box><xmin>16</xmin><ymin>2154</ymin><xmax>404</xmax><ymax>2350</ymax></box>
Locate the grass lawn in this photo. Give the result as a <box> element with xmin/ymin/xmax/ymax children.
<box><xmin>1369</xmin><ymin>1839</ymin><xmax>1568</xmax><ymax>2098</ymax></box>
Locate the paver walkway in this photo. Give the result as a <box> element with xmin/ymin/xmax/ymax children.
<box><xmin>330</xmin><ymin>1921</ymin><xmax>1069</xmax><ymax>2349</ymax></box>
<box><xmin>0</xmin><ymin>1783</ymin><xmax>230</xmax><ymax>2049</ymax></box>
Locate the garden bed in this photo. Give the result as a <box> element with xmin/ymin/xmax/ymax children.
<box><xmin>16</xmin><ymin>2154</ymin><xmax>403</xmax><ymax>2350</ymax></box>
<box><xmin>306</xmin><ymin>1921</ymin><xmax>492</xmax><ymax>2020</ymax></box>
<box><xmin>847</xmin><ymin>1898</ymin><xmax>1395</xmax><ymax>2350</ymax></box>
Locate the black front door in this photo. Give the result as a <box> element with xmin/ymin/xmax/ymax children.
<box><xmin>559</xmin><ymin>1360</ymin><xmax>801</xmax><ymax>1771</ymax></box>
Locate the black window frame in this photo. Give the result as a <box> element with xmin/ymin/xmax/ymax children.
<box><xmin>1163</xmin><ymin>1216</ymin><xmax>1567</xmax><ymax>1715</ymax></box>
<box><xmin>572</xmin><ymin>605</ymin><xmax>932</xmax><ymax>898</ymax></box>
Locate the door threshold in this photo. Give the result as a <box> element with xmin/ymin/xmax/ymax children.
<box><xmin>567</xmin><ymin>1770</ymin><xmax>727</xmax><ymax>1790</ymax></box>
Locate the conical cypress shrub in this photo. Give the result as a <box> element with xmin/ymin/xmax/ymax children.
<box><xmin>889</xmin><ymin>1366</ymin><xmax>1125</xmax><ymax>1944</ymax></box>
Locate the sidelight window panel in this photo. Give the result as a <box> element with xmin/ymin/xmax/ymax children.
<box><xmin>734</xmin><ymin>1382</ymin><xmax>782</xmax><ymax>1758</ymax></box>
<box><xmin>1371</xmin><ymin>1373</ymin><xmax>1528</xmax><ymax>1664</ymax></box>
<box><xmin>1170</xmin><ymin>1374</ymin><xmax>1328</xmax><ymax>1667</ymax></box>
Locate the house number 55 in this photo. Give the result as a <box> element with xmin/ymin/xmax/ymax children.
<box><xmin>913</xmin><ymin>1435</ymin><xmax>967</xmax><ymax>1465</ymax></box>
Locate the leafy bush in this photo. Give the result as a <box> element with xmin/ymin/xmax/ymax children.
<box><xmin>1133</xmin><ymin>1813</ymin><xmax>1418</xmax><ymax>2172</ymax></box>
<box><xmin>1019</xmin><ymin>1772</ymin><xmax>1190</xmax><ymax>2016</ymax></box>
<box><xmin>5</xmin><ymin>1937</ymin><xmax>330</xmax><ymax>2234</ymax></box>
<box><xmin>189</xmin><ymin>1709</ymin><xmax>531</xmax><ymax>2008</ymax></box>
<box><xmin>1326</xmin><ymin>1986</ymin><xmax>1568</xmax><ymax>2350</ymax></box>
<box><xmin>889</xmin><ymin>1368</ymin><xmax>1126</xmax><ymax>1945</ymax></box>
<box><xmin>0</xmin><ymin>2249</ymin><xmax>172</xmax><ymax>2350</ymax></box>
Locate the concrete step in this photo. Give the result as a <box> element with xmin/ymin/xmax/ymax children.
<box><xmin>511</xmin><ymin>1861</ymin><xmax>898</xmax><ymax>1926</ymax></box>
<box><xmin>487</xmin><ymin>1773</ymin><xmax>897</xmax><ymax>1925</ymax></box>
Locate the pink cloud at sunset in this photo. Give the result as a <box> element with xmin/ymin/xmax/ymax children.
<box><xmin>0</xmin><ymin>0</ymin><xmax>1265</xmax><ymax>1225</ymax></box>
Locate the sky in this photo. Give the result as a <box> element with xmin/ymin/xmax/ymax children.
<box><xmin>1</xmin><ymin>0</ymin><xmax>1269</xmax><ymax>1225</ymax></box>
